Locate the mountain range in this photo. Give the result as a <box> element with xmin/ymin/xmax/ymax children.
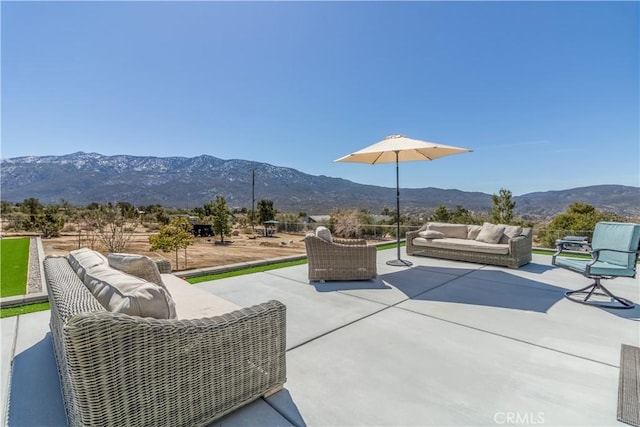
<box><xmin>1</xmin><ymin>152</ymin><xmax>638</xmax><ymax>218</ymax></box>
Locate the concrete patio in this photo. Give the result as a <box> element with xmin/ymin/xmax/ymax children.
<box><xmin>2</xmin><ymin>248</ymin><xmax>639</xmax><ymax>426</ymax></box>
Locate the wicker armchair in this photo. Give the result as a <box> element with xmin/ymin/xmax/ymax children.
<box><xmin>304</xmin><ymin>235</ymin><xmax>377</xmax><ymax>281</ymax></box>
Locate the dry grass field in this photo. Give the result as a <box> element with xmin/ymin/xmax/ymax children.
<box><xmin>37</xmin><ymin>230</ymin><xmax>309</xmax><ymax>272</ymax></box>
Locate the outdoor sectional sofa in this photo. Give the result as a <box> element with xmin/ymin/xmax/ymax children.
<box><xmin>43</xmin><ymin>248</ymin><xmax>286</xmax><ymax>427</ymax></box>
<box><xmin>406</xmin><ymin>222</ymin><xmax>532</xmax><ymax>269</ymax></box>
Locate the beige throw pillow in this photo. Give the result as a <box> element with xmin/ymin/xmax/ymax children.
<box><xmin>418</xmin><ymin>230</ymin><xmax>446</xmax><ymax>239</ymax></box>
<box><xmin>475</xmin><ymin>223</ymin><xmax>506</xmax><ymax>244</ymax></box>
<box><xmin>467</xmin><ymin>225</ymin><xmax>483</xmax><ymax>240</ymax></box>
<box><xmin>427</xmin><ymin>223</ymin><xmax>468</xmax><ymax>239</ymax></box>
<box><xmin>498</xmin><ymin>225</ymin><xmax>524</xmax><ymax>244</ymax></box>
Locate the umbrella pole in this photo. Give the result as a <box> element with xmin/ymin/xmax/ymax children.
<box><xmin>387</xmin><ymin>151</ymin><xmax>413</xmax><ymax>267</ymax></box>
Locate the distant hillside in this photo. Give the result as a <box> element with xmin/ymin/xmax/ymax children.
<box><xmin>1</xmin><ymin>152</ymin><xmax>638</xmax><ymax>218</ymax></box>
<box><xmin>515</xmin><ymin>185</ymin><xmax>640</xmax><ymax>219</ymax></box>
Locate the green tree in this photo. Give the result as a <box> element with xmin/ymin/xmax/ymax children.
<box><xmin>210</xmin><ymin>196</ymin><xmax>232</xmax><ymax>243</ymax></box>
<box><xmin>257</xmin><ymin>199</ymin><xmax>276</xmax><ymax>223</ymax></box>
<box><xmin>0</xmin><ymin>200</ymin><xmax>14</xmax><ymax>214</ymax></box>
<box><xmin>17</xmin><ymin>198</ymin><xmax>65</xmax><ymax>236</ymax></box>
<box><xmin>450</xmin><ymin>205</ymin><xmax>476</xmax><ymax>224</ymax></box>
<box><xmin>491</xmin><ymin>188</ymin><xmax>516</xmax><ymax>224</ymax></box>
<box><xmin>33</xmin><ymin>205</ymin><xmax>65</xmax><ymax>238</ymax></box>
<box><xmin>20</xmin><ymin>198</ymin><xmax>44</xmax><ymax>216</ymax></box>
<box><xmin>149</xmin><ymin>217</ymin><xmax>195</xmax><ymax>269</ymax></box>
<box><xmin>430</xmin><ymin>205</ymin><xmax>450</xmax><ymax>222</ymax></box>
<box><xmin>540</xmin><ymin>202</ymin><xmax>623</xmax><ymax>248</ymax></box>
<box><xmin>116</xmin><ymin>201</ymin><xmax>137</xmax><ymax>219</ymax></box>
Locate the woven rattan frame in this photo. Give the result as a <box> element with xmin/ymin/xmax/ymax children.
<box><xmin>44</xmin><ymin>256</ymin><xmax>286</xmax><ymax>427</ymax></box>
<box><xmin>304</xmin><ymin>235</ymin><xmax>377</xmax><ymax>281</ymax></box>
<box><xmin>405</xmin><ymin>227</ymin><xmax>532</xmax><ymax>269</ymax></box>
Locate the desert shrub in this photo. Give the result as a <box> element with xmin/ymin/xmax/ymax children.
<box><xmin>331</xmin><ymin>210</ymin><xmax>360</xmax><ymax>238</ymax></box>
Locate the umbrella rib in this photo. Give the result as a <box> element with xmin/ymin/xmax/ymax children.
<box><xmin>371</xmin><ymin>152</ymin><xmax>385</xmax><ymax>164</ymax></box>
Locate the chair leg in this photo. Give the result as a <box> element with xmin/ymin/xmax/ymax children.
<box><xmin>564</xmin><ymin>278</ymin><xmax>635</xmax><ymax>309</ymax></box>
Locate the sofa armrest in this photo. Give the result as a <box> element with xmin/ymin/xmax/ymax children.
<box><xmin>61</xmin><ymin>300</ymin><xmax>286</xmax><ymax>427</ymax></box>
<box><xmin>406</xmin><ymin>230</ymin><xmax>420</xmax><ymax>255</ymax></box>
<box><xmin>154</xmin><ymin>258</ymin><xmax>172</xmax><ymax>274</ymax></box>
<box><xmin>509</xmin><ymin>230</ymin><xmax>533</xmax><ymax>261</ymax></box>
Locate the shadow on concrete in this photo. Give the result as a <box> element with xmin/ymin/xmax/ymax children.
<box><xmin>382</xmin><ymin>265</ymin><xmax>568</xmax><ymax>313</ymax></box>
<box><xmin>8</xmin><ymin>333</ymin><xmax>67</xmax><ymax>427</ymax></box>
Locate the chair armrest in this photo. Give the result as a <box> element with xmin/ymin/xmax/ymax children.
<box><xmin>62</xmin><ymin>300</ymin><xmax>286</xmax><ymax>426</ymax></box>
<box><xmin>591</xmin><ymin>247</ymin><xmax>640</xmax><ymax>256</ymax></box>
<box><xmin>554</xmin><ymin>239</ymin><xmax>590</xmax><ymax>253</ymax></box>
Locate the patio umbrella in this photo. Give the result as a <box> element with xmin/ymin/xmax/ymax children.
<box><xmin>335</xmin><ymin>134</ymin><xmax>471</xmax><ymax>267</ymax></box>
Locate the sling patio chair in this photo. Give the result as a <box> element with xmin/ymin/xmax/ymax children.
<box><xmin>552</xmin><ymin>221</ymin><xmax>640</xmax><ymax>309</ymax></box>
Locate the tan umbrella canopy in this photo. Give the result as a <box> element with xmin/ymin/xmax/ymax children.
<box><xmin>335</xmin><ymin>134</ymin><xmax>472</xmax><ymax>266</ymax></box>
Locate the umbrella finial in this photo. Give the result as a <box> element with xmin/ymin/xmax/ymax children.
<box><xmin>385</xmin><ymin>134</ymin><xmax>406</xmax><ymax>140</ymax></box>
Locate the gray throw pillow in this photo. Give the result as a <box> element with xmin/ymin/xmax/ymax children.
<box><xmin>475</xmin><ymin>222</ymin><xmax>506</xmax><ymax>244</ymax></box>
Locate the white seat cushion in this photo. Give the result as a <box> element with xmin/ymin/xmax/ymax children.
<box><xmin>161</xmin><ymin>274</ymin><xmax>241</xmax><ymax>320</ymax></box>
<box><xmin>413</xmin><ymin>237</ymin><xmax>510</xmax><ymax>255</ymax></box>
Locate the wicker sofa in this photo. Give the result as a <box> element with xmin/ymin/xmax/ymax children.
<box><xmin>406</xmin><ymin>222</ymin><xmax>532</xmax><ymax>269</ymax></box>
<box><xmin>44</xmin><ymin>248</ymin><xmax>286</xmax><ymax>427</ymax></box>
<box><xmin>304</xmin><ymin>226</ymin><xmax>377</xmax><ymax>281</ymax></box>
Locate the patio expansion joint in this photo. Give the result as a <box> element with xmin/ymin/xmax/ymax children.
<box><xmin>396</xmin><ymin>304</ymin><xmax>621</xmax><ymax>369</ymax></box>
<box><xmin>286</xmin><ymin>303</ymin><xmax>391</xmax><ymax>353</ymax></box>
<box><xmin>285</xmin><ymin>269</ymin><xmax>478</xmax><ymax>352</ymax></box>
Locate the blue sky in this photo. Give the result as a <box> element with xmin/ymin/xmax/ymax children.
<box><xmin>2</xmin><ymin>1</ymin><xmax>638</xmax><ymax>196</ymax></box>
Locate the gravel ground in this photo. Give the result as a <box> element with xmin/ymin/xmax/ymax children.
<box><xmin>27</xmin><ymin>237</ymin><xmax>42</xmax><ymax>293</ymax></box>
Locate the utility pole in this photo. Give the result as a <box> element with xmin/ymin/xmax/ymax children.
<box><xmin>251</xmin><ymin>169</ymin><xmax>256</xmax><ymax>231</ymax></box>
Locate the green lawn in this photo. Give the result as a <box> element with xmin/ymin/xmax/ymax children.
<box><xmin>188</xmin><ymin>259</ymin><xmax>308</xmax><ymax>284</ymax></box>
<box><xmin>0</xmin><ymin>238</ymin><xmax>30</xmax><ymax>297</ymax></box>
<box><xmin>0</xmin><ymin>302</ymin><xmax>50</xmax><ymax>319</ymax></box>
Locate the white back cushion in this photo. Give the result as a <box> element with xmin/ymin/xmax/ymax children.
<box><xmin>316</xmin><ymin>226</ymin><xmax>333</xmax><ymax>242</ymax></box>
<box><xmin>68</xmin><ymin>248</ymin><xmax>108</xmax><ymax>282</ymax></box>
<box><xmin>84</xmin><ymin>264</ymin><xmax>177</xmax><ymax>319</ymax></box>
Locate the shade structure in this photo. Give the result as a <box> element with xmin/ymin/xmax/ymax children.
<box><xmin>335</xmin><ymin>134</ymin><xmax>472</xmax><ymax>266</ymax></box>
